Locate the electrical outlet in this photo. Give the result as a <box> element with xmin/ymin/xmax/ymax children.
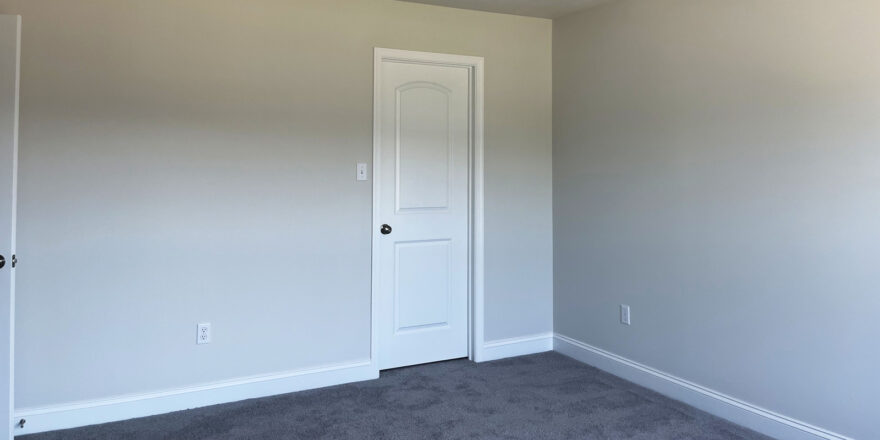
<box><xmin>620</xmin><ymin>305</ymin><xmax>631</xmax><ymax>326</ymax></box>
<box><xmin>197</xmin><ymin>323</ymin><xmax>211</xmax><ymax>344</ymax></box>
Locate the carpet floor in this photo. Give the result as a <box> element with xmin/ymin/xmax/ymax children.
<box><xmin>20</xmin><ymin>352</ymin><xmax>772</xmax><ymax>440</ymax></box>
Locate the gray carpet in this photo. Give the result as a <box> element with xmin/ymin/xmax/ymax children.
<box><xmin>20</xmin><ymin>352</ymin><xmax>772</xmax><ymax>440</ymax></box>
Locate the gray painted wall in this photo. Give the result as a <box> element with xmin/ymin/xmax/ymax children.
<box><xmin>553</xmin><ymin>1</ymin><xmax>880</xmax><ymax>438</ymax></box>
<box><xmin>0</xmin><ymin>0</ymin><xmax>553</xmax><ymax>408</ymax></box>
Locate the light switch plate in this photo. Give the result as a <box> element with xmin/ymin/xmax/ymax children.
<box><xmin>620</xmin><ymin>305</ymin><xmax>631</xmax><ymax>325</ymax></box>
<box><xmin>357</xmin><ymin>163</ymin><xmax>368</xmax><ymax>181</ymax></box>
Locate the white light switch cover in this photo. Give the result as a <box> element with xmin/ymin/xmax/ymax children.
<box><xmin>357</xmin><ymin>163</ymin><xmax>368</xmax><ymax>181</ymax></box>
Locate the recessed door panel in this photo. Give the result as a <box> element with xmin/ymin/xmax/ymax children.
<box><xmin>396</xmin><ymin>84</ymin><xmax>451</xmax><ymax>212</ymax></box>
<box><xmin>395</xmin><ymin>240</ymin><xmax>451</xmax><ymax>332</ymax></box>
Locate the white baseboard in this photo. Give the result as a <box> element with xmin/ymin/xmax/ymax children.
<box><xmin>479</xmin><ymin>332</ymin><xmax>553</xmax><ymax>362</ymax></box>
<box><xmin>553</xmin><ymin>334</ymin><xmax>852</xmax><ymax>440</ymax></box>
<box><xmin>16</xmin><ymin>330</ymin><xmax>555</xmax><ymax>436</ymax></box>
<box><xmin>14</xmin><ymin>359</ymin><xmax>377</xmax><ymax>436</ymax></box>
<box><xmin>15</xmin><ymin>336</ymin><xmax>849</xmax><ymax>440</ymax></box>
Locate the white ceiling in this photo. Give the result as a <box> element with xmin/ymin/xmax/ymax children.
<box><xmin>398</xmin><ymin>0</ymin><xmax>609</xmax><ymax>19</ymax></box>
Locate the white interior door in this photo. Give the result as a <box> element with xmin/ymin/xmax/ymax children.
<box><xmin>0</xmin><ymin>14</ymin><xmax>20</xmax><ymax>440</ymax></box>
<box><xmin>375</xmin><ymin>53</ymin><xmax>471</xmax><ymax>370</ymax></box>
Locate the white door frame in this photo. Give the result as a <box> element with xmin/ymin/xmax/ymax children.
<box><xmin>0</xmin><ymin>14</ymin><xmax>20</xmax><ymax>440</ymax></box>
<box><xmin>371</xmin><ymin>48</ymin><xmax>485</xmax><ymax>371</ymax></box>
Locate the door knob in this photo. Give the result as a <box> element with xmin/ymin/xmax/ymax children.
<box><xmin>380</xmin><ymin>224</ymin><xmax>392</xmax><ymax>235</ymax></box>
<box><xmin>0</xmin><ymin>255</ymin><xmax>4</xmax><ymax>269</ymax></box>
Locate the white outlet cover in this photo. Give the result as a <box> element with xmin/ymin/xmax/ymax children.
<box><xmin>620</xmin><ymin>305</ymin><xmax>631</xmax><ymax>325</ymax></box>
<box><xmin>197</xmin><ymin>323</ymin><xmax>211</xmax><ymax>344</ymax></box>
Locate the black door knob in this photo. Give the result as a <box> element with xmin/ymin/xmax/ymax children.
<box><xmin>0</xmin><ymin>255</ymin><xmax>4</xmax><ymax>269</ymax></box>
<box><xmin>380</xmin><ymin>224</ymin><xmax>392</xmax><ymax>235</ymax></box>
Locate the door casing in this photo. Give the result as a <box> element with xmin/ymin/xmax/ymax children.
<box><xmin>0</xmin><ymin>14</ymin><xmax>20</xmax><ymax>440</ymax></box>
<box><xmin>371</xmin><ymin>48</ymin><xmax>485</xmax><ymax>371</ymax></box>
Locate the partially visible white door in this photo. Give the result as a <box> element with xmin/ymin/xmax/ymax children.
<box><xmin>0</xmin><ymin>14</ymin><xmax>19</xmax><ymax>440</ymax></box>
<box><xmin>375</xmin><ymin>53</ymin><xmax>471</xmax><ymax>370</ymax></box>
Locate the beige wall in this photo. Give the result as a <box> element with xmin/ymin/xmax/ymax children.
<box><xmin>553</xmin><ymin>1</ymin><xmax>880</xmax><ymax>438</ymax></box>
<box><xmin>0</xmin><ymin>0</ymin><xmax>553</xmax><ymax>409</ymax></box>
